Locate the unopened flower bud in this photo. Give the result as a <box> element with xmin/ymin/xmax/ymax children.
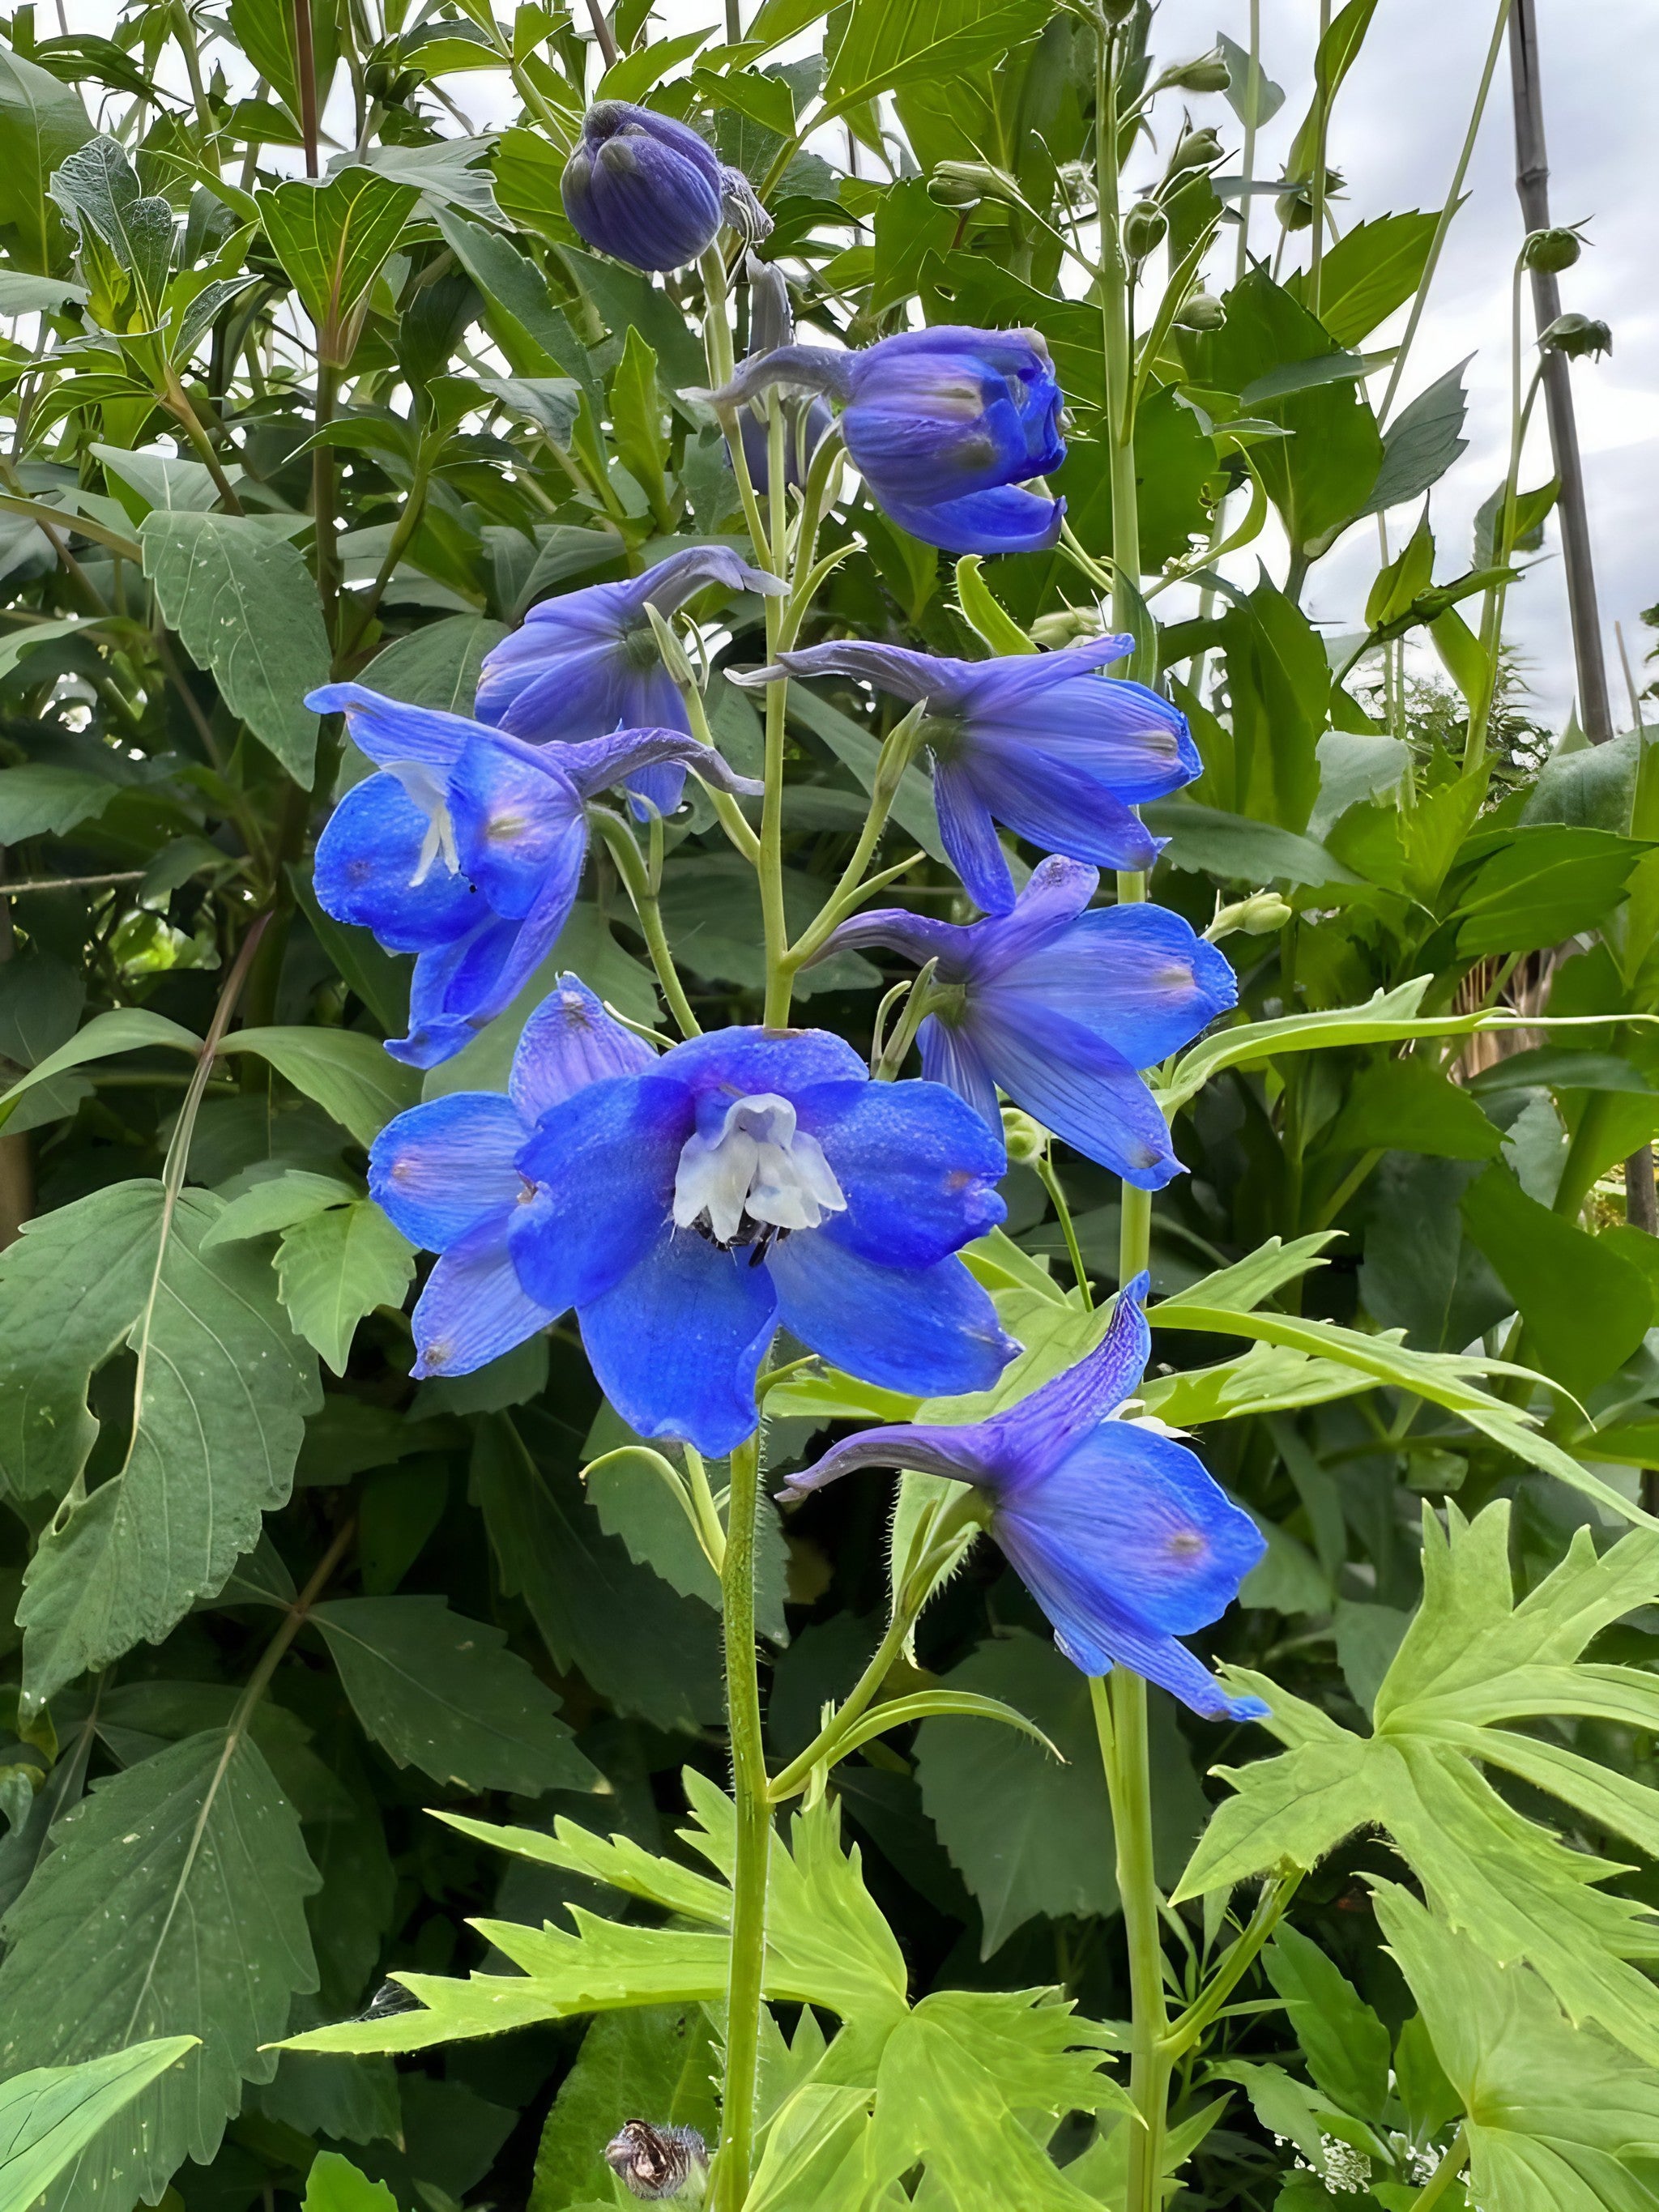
<box><xmin>1030</xmin><ymin>605</ymin><xmax>1106</xmax><ymax>648</ymax></box>
<box><xmin>927</xmin><ymin>160</ymin><xmax>1024</xmax><ymax>211</ymax></box>
<box><xmin>1522</xmin><ymin>225</ymin><xmax>1582</xmax><ymax>274</ymax></box>
<box><xmin>1123</xmin><ymin>199</ymin><xmax>1167</xmax><ymax>261</ymax></box>
<box><xmin>1166</xmin><ymin>126</ymin><xmax>1224</xmax><ymax>180</ymax></box>
<box><xmin>1000</xmin><ymin>1106</ymin><xmax>1048</xmax><ymax>1166</ymax></box>
<box><xmin>1158</xmin><ymin>52</ymin><xmax>1231</xmax><ymax>93</ymax></box>
<box><xmin>562</xmin><ymin>101</ymin><xmax>770</xmax><ymax>273</ymax></box>
<box><xmin>1171</xmin><ymin>290</ymin><xmax>1226</xmax><ymax>330</ymax></box>
<box><xmin>1277</xmin><ymin>168</ymin><xmax>1343</xmax><ymax>231</ymax></box>
<box><xmin>1540</xmin><ymin>311</ymin><xmax>1611</xmax><ymax>360</ymax></box>
<box><xmin>1205</xmin><ymin>889</ymin><xmax>1291</xmax><ymax>941</ymax></box>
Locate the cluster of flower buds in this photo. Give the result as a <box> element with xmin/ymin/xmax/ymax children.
<box><xmin>1541</xmin><ymin>311</ymin><xmax>1612</xmax><ymax>360</ymax></box>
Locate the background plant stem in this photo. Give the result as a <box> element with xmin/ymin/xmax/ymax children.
<box><xmin>714</xmin><ymin>1428</ymin><xmax>770</xmax><ymax>2212</ymax></box>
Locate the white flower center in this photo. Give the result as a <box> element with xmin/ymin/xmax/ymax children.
<box><xmin>385</xmin><ymin>761</ymin><xmax>458</xmax><ymax>886</ymax></box>
<box><xmin>672</xmin><ymin>1092</ymin><xmax>847</xmax><ymax>1250</ymax></box>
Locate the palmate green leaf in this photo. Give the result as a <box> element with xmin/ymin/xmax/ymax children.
<box><xmin>281</xmin><ymin>1782</ymin><xmax>906</xmax><ymax>2056</ymax></box>
<box><xmin>275</xmin><ymin>1201</ymin><xmax>416</xmax><ymax>1375</ymax></box>
<box><xmin>1373</xmin><ymin>1883</ymin><xmax>1659</xmax><ymax>2212</ymax></box>
<box><xmin>823</xmin><ymin>0</ymin><xmax>1053</xmax><ymax>114</ymax></box>
<box><xmin>219</xmin><ymin>1026</ymin><xmax>420</xmax><ymax>1145</ymax></box>
<box><xmin>309</xmin><ymin>1595</ymin><xmax>599</xmax><ymax>1796</ymax></box>
<box><xmin>0</xmin><ymin>1728</ymin><xmax>318</xmax><ymax>2212</ymax></box>
<box><xmin>0</xmin><ymin>2037</ymin><xmax>197</xmax><ymax>2212</ymax></box>
<box><xmin>1178</xmin><ymin>1503</ymin><xmax>1659</xmax><ymax>2067</ymax></box>
<box><xmin>3</xmin><ymin>1183</ymin><xmax>320</xmax><ymax>1701</ymax></box>
<box><xmin>140</xmin><ymin>514</ymin><xmax>331</xmax><ymax>786</ymax></box>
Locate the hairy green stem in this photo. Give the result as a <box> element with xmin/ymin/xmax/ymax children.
<box><xmin>591</xmin><ymin>811</ymin><xmax>702</xmax><ymax>1038</ymax></box>
<box><xmin>1409</xmin><ymin>2128</ymin><xmax>1469</xmax><ymax>2210</ymax></box>
<box><xmin>715</xmin><ymin>1429</ymin><xmax>770</xmax><ymax>2212</ymax></box>
<box><xmin>1093</xmin><ymin>1672</ymin><xmax>1170</xmax><ymax>2212</ymax></box>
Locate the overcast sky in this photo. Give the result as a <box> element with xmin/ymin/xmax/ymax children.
<box><xmin>66</xmin><ymin>1</ymin><xmax>1655</xmax><ymax>731</ymax></box>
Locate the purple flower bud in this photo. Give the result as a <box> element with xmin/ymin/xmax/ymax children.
<box><xmin>561</xmin><ymin>101</ymin><xmax>769</xmax><ymax>273</ymax></box>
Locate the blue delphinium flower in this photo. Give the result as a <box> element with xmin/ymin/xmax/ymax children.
<box><xmin>781</xmin><ymin>1274</ymin><xmax>1268</xmax><ymax>1722</ymax></box>
<box><xmin>501</xmin><ymin>1024</ymin><xmax>1017</xmax><ymax>1454</ymax></box>
<box><xmin>309</xmin><ymin>682</ymin><xmax>761</xmax><ymax>1068</ymax></box>
<box><xmin>740</xmin><ymin>636</ymin><xmax>1201</xmax><ymax>912</ymax></box>
<box><xmin>474</xmin><ymin>545</ymin><xmax>783</xmax><ymax>818</ymax></box>
<box><xmin>561</xmin><ymin>100</ymin><xmax>770</xmax><ymax>272</ymax></box>
<box><xmin>370</xmin><ymin>975</ymin><xmax>655</xmax><ymax>1374</ymax></box>
<box><xmin>820</xmin><ymin>855</ymin><xmax>1236</xmax><ymax>1188</ymax></box>
<box><xmin>707</xmin><ymin>326</ymin><xmax>1065</xmax><ymax>554</ymax></box>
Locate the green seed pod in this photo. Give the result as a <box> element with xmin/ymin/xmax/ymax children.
<box><xmin>1206</xmin><ymin>889</ymin><xmax>1293</xmax><ymax>941</ymax></box>
<box><xmin>1172</xmin><ymin>290</ymin><xmax>1226</xmax><ymax>330</ymax></box>
<box><xmin>927</xmin><ymin>160</ymin><xmax>1024</xmax><ymax>212</ymax></box>
<box><xmin>1166</xmin><ymin>126</ymin><xmax>1224</xmax><ymax>179</ymax></box>
<box><xmin>1540</xmin><ymin>312</ymin><xmax>1611</xmax><ymax>360</ymax></box>
<box><xmin>1522</xmin><ymin>226</ymin><xmax>1583</xmax><ymax>274</ymax></box>
<box><xmin>1158</xmin><ymin>52</ymin><xmax>1231</xmax><ymax>93</ymax></box>
<box><xmin>1001</xmin><ymin>1106</ymin><xmax>1049</xmax><ymax>1166</ymax></box>
<box><xmin>1123</xmin><ymin>198</ymin><xmax>1168</xmax><ymax>261</ymax></box>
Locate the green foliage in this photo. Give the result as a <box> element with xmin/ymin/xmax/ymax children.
<box><xmin>0</xmin><ymin>2039</ymin><xmax>197</xmax><ymax>2212</ymax></box>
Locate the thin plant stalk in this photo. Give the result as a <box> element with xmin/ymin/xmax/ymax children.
<box><xmin>1307</xmin><ymin>0</ymin><xmax>1333</xmax><ymax>319</ymax></box>
<box><xmin>714</xmin><ymin>1427</ymin><xmax>770</xmax><ymax>2212</ymax></box>
<box><xmin>1234</xmin><ymin>0</ymin><xmax>1262</xmax><ymax>285</ymax></box>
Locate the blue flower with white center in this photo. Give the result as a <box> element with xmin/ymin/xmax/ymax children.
<box><xmin>309</xmin><ymin>682</ymin><xmax>761</xmax><ymax>1068</ymax></box>
<box><xmin>501</xmin><ymin>1024</ymin><xmax>1017</xmax><ymax>1455</ymax></box>
<box><xmin>738</xmin><ymin>637</ymin><xmax>1201</xmax><ymax>913</ymax></box>
<box><xmin>370</xmin><ymin>975</ymin><xmax>656</xmax><ymax>1376</ymax></box>
<box><xmin>781</xmin><ymin>1274</ymin><xmax>1268</xmax><ymax>1723</ymax></box>
<box><xmin>561</xmin><ymin>101</ymin><xmax>770</xmax><ymax>273</ymax></box>
<box><xmin>473</xmin><ymin>546</ymin><xmax>783</xmax><ymax>819</ymax></box>
<box><xmin>706</xmin><ymin>326</ymin><xmax>1065</xmax><ymax>554</ymax></box>
<box><xmin>821</xmin><ymin>855</ymin><xmax>1236</xmax><ymax>1188</ymax></box>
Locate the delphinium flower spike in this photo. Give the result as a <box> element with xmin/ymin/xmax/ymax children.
<box><xmin>782</xmin><ymin>1274</ymin><xmax>1267</xmax><ymax>1723</ymax></box>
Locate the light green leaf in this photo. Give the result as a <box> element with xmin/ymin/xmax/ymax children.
<box><xmin>275</xmin><ymin>1201</ymin><xmax>416</xmax><ymax>1375</ymax></box>
<box><xmin>0</xmin><ymin>1729</ymin><xmax>318</xmax><ymax>2210</ymax></box>
<box><xmin>140</xmin><ymin>514</ymin><xmax>331</xmax><ymax>785</ymax></box>
<box><xmin>220</xmin><ymin>1025</ymin><xmax>420</xmax><ymax>1144</ymax></box>
<box><xmin>310</xmin><ymin>1595</ymin><xmax>599</xmax><ymax>1795</ymax></box>
<box><xmin>1461</xmin><ymin>1164</ymin><xmax>1653</xmax><ymax>1400</ymax></box>
<box><xmin>1363</xmin><ymin>356</ymin><xmax>1469</xmax><ymax>514</ymax></box>
<box><xmin>954</xmin><ymin>555</ymin><xmax>1035</xmax><ymax>654</ymax></box>
<box><xmin>1373</xmin><ymin>1882</ymin><xmax>1659</xmax><ymax>2212</ymax></box>
<box><xmin>6</xmin><ymin>1183</ymin><xmax>320</xmax><ymax>1698</ymax></box>
<box><xmin>259</xmin><ymin>167</ymin><xmax>418</xmax><ymax>344</ymax></box>
<box><xmin>828</xmin><ymin>1687</ymin><xmax>1063</xmax><ymax>1770</ymax></box>
<box><xmin>0</xmin><ymin>2038</ymin><xmax>198</xmax><ymax>2212</ymax></box>
<box><xmin>199</xmin><ymin>1169</ymin><xmax>359</xmax><ymax>1249</ymax></box>
<box><xmin>1325</xmin><ymin>1054</ymin><xmax>1502</xmax><ymax>1161</ymax></box>
<box><xmin>0</xmin><ymin>1008</ymin><xmax>199</xmax><ymax>1134</ymax></box>
<box><xmin>433</xmin><ymin>206</ymin><xmax>601</xmax><ymax>406</ymax></box>
<box><xmin>1143</xmin><ymin>799</ymin><xmax>1363</xmax><ymax>887</ymax></box>
<box><xmin>228</xmin><ymin>0</ymin><xmax>339</xmax><ymax>133</ymax></box>
<box><xmin>92</xmin><ymin>442</ymin><xmax>220</xmax><ymax>515</ymax></box>
<box><xmin>609</xmin><ymin>326</ymin><xmax>671</xmax><ymax>530</ymax></box>
<box><xmin>1287</xmin><ymin>210</ymin><xmax>1439</xmax><ymax>347</ymax></box>
<box><xmin>302</xmin><ymin>2151</ymin><xmax>398</xmax><ymax>2212</ymax></box>
<box><xmin>0</xmin><ymin>619</ymin><xmax>110</xmax><ymax>688</ymax></box>
<box><xmin>825</xmin><ymin>0</ymin><xmax>1053</xmax><ymax>113</ymax></box>
<box><xmin>1265</xmin><ymin>1924</ymin><xmax>1392</xmax><ymax>2124</ymax></box>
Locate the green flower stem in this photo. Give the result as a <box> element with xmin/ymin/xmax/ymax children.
<box><xmin>1409</xmin><ymin>2128</ymin><xmax>1469</xmax><ymax>2211</ymax></box>
<box><xmin>1036</xmin><ymin>1153</ymin><xmax>1093</xmax><ymax>1311</ymax></box>
<box><xmin>714</xmin><ymin>1427</ymin><xmax>771</xmax><ymax>2212</ymax></box>
<box><xmin>1092</xmin><ymin>1670</ymin><xmax>1171</xmax><ymax>2212</ymax></box>
<box><xmin>683</xmin><ymin>1444</ymin><xmax>728</xmax><ymax>1577</ymax></box>
<box><xmin>1094</xmin><ymin>21</ymin><xmax>1141</xmax><ymax>630</ymax></box>
<box><xmin>1160</xmin><ymin>1869</ymin><xmax>1300</xmax><ymax>2061</ymax></box>
<box><xmin>1308</xmin><ymin>0</ymin><xmax>1334</xmax><ymax>320</ymax></box>
<box><xmin>591</xmin><ymin>809</ymin><xmax>702</xmax><ymax>1039</ymax></box>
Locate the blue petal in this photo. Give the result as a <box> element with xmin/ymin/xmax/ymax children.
<box><xmin>918</xmin><ymin>1015</ymin><xmax>1000</xmax><ymax>1131</ymax></box>
<box><xmin>409</xmin><ymin>1219</ymin><xmax>559</xmax><ymax>1379</ymax></box>
<box><xmin>965</xmin><ymin>741</ymin><xmax>1162</xmax><ymax>875</ymax></box>
<box><xmin>982</xmin><ymin>901</ymin><xmax>1237</xmax><ymax>1070</ymax></box>
<box><xmin>369</xmin><ymin>1093</ymin><xmax>528</xmax><ymax>1251</ymax></box>
<box><xmin>510</xmin><ymin>1072</ymin><xmax>692</xmax><ymax>1313</ymax></box>
<box><xmin>450</xmin><ymin>736</ymin><xmax>583</xmax><ymax>920</ymax></box>
<box><xmin>656</xmin><ymin>1025</ymin><xmax>868</xmax><ymax>1102</ymax></box>
<box><xmin>578</xmin><ymin>1225</ymin><xmax>776</xmax><ymax>1454</ymax></box>
<box><xmin>313</xmin><ymin>776</ymin><xmax>480</xmax><ymax>952</ymax></box>
<box><xmin>779</xmin><ymin>1419</ymin><xmax>994</xmax><ymax>1500</ymax></box>
<box><xmin>766</xmin><ymin>1238</ymin><xmax>1017</xmax><ymax>1399</ymax></box>
<box><xmin>996</xmin><ymin>1419</ymin><xmax>1265</xmax><ymax>1637</ymax></box>
<box><xmin>480</xmin><ymin>641</ymin><xmax>648</xmax><ymax>746</ymax></box>
<box><xmin>972</xmin><ymin>1005</ymin><xmax>1180</xmax><ymax>1187</ymax></box>
<box><xmin>561</xmin><ymin>725</ymin><xmax>763</xmax><ymax>801</ymax></box>
<box><xmin>872</xmin><ymin>484</ymin><xmax>1065</xmax><ymax>556</ymax></box>
<box><xmin>933</xmin><ymin>760</ymin><xmax>1017</xmax><ymax>915</ymax></box>
<box><xmin>510</xmin><ymin>974</ymin><xmax>657</xmax><ymax>1123</ymax></box>
<box><xmin>308</xmin><ymin>684</ymin><xmax>479</xmax><ymax>771</ymax></box>
<box><xmin>392</xmin><ymin>918</ymin><xmax>520</xmax><ymax>1068</ymax></box>
<box><xmin>975</xmin><ymin>674</ymin><xmax>1202</xmax><ymax>803</ymax></box>
<box><xmin>964</xmin><ymin>856</ymin><xmax>1100</xmax><ymax>982</ymax></box>
<box><xmin>626</xmin><ymin>753</ymin><xmax>689</xmax><ymax>821</ymax></box>
<box><xmin>819</xmin><ymin>902</ymin><xmax>969</xmax><ymax>974</ymax></box>
<box><xmin>982</xmin><ymin>1272</ymin><xmax>1150</xmax><ymax>1476</ymax></box>
<box><xmin>795</xmin><ymin>1076</ymin><xmax>1006</xmax><ymax>1268</ymax></box>
<box><xmin>1046</xmin><ymin>1593</ymin><xmax>1269</xmax><ymax>1724</ymax></box>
